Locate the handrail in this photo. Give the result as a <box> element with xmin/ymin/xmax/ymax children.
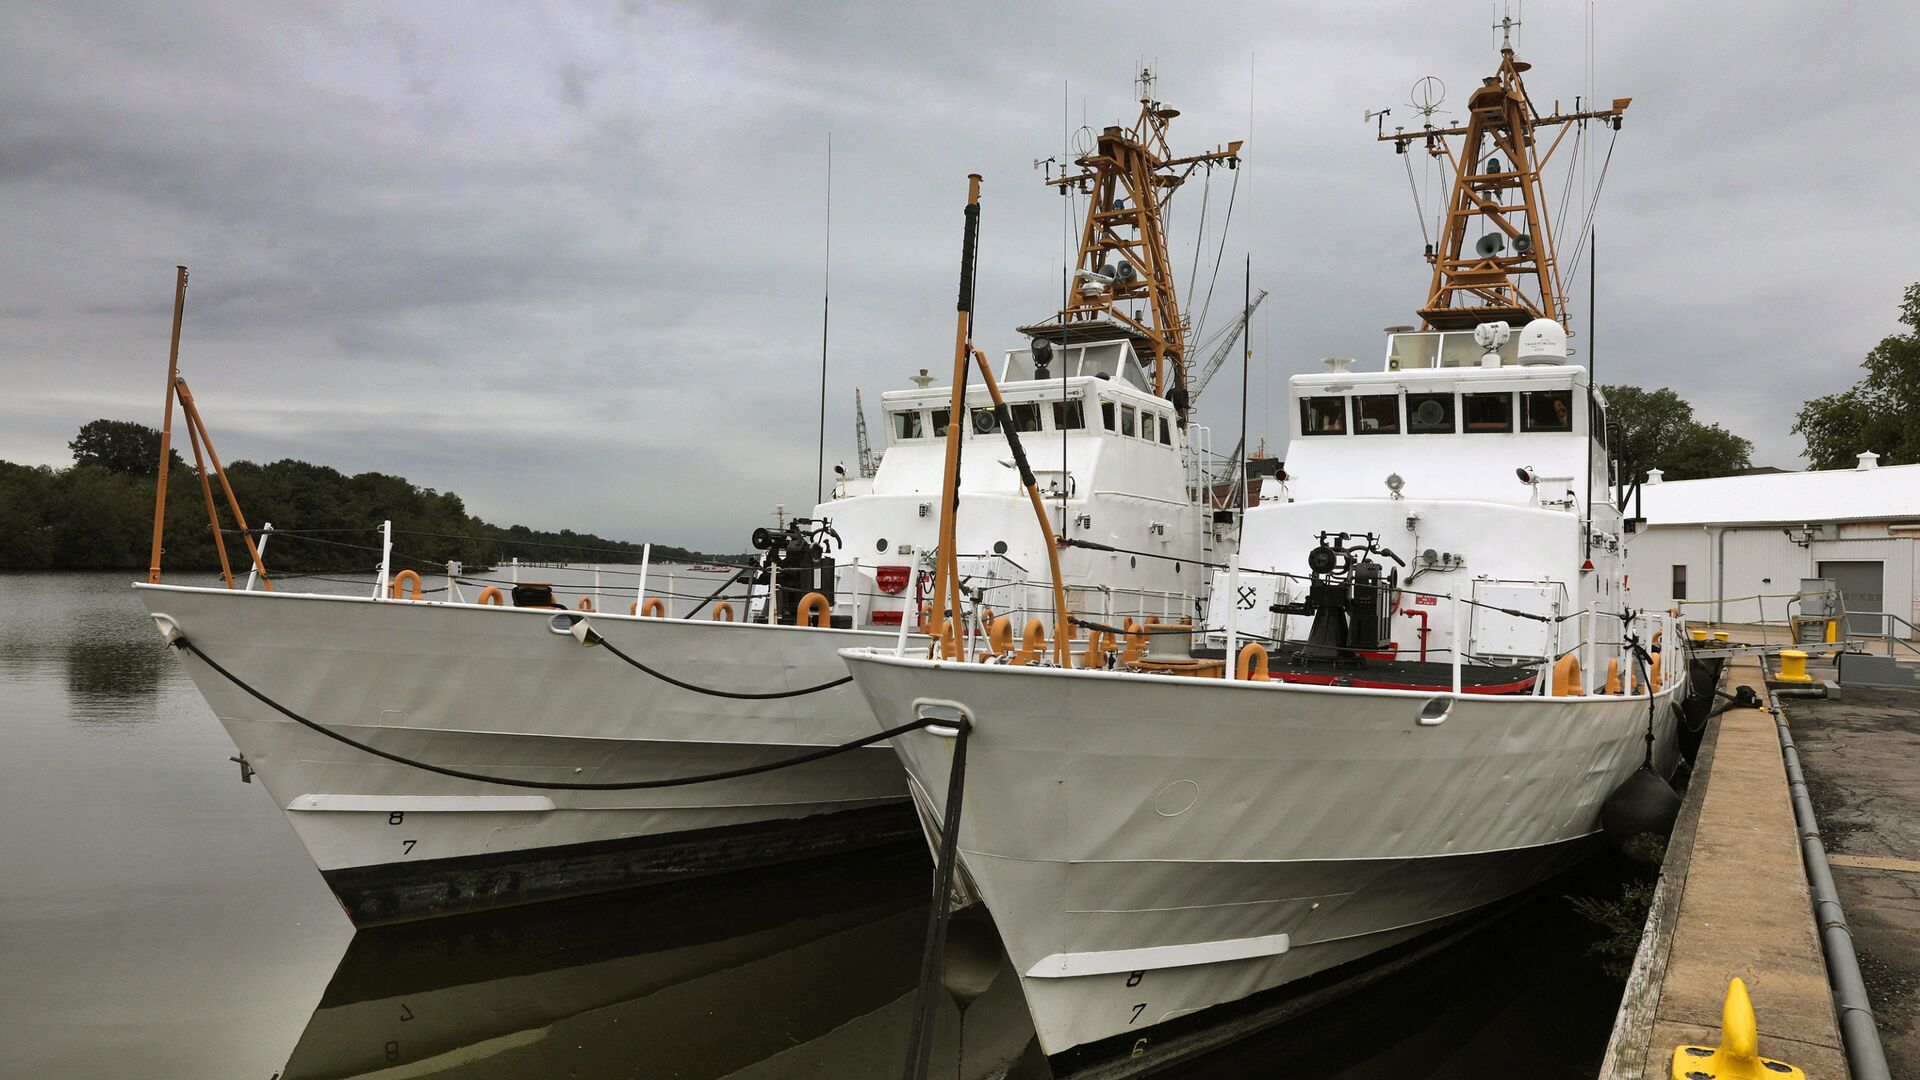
<box><xmin>1843</xmin><ymin>609</ymin><xmax>1920</xmax><ymax>658</ymax></box>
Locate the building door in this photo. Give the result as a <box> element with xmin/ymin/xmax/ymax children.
<box><xmin>1818</xmin><ymin>560</ymin><xmax>1884</xmax><ymax>637</ymax></box>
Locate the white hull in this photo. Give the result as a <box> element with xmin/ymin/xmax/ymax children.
<box><xmin>137</xmin><ymin>583</ymin><xmax>914</xmax><ymax>923</ymax></box>
<box><xmin>842</xmin><ymin>648</ymin><xmax>1683</xmax><ymax>1058</ymax></box>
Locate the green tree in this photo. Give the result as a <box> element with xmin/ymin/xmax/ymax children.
<box><xmin>1793</xmin><ymin>282</ymin><xmax>1920</xmax><ymax>469</ymax></box>
<box><xmin>69</xmin><ymin>418</ymin><xmax>185</xmax><ymax>477</ymax></box>
<box><xmin>1600</xmin><ymin>384</ymin><xmax>1753</xmax><ymax>490</ymax></box>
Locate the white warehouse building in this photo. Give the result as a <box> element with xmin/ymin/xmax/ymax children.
<box><xmin>1622</xmin><ymin>452</ymin><xmax>1920</xmax><ymax>640</ymax></box>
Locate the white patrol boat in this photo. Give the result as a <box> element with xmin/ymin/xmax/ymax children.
<box><xmin>136</xmin><ymin>92</ymin><xmax>1243</xmax><ymax>925</ymax></box>
<box><xmin>842</xmin><ymin>45</ymin><xmax>1688</xmax><ymax>1067</ymax></box>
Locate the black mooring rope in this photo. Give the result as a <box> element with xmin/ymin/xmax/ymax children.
<box><xmin>173</xmin><ymin>636</ymin><xmax>909</xmax><ymax>790</ymax></box>
<box><xmin>589</xmin><ymin>632</ymin><xmax>853</xmax><ymax>700</ymax></box>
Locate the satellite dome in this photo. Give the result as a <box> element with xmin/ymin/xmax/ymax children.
<box><xmin>1516</xmin><ymin>318</ymin><xmax>1568</xmax><ymax>364</ymax></box>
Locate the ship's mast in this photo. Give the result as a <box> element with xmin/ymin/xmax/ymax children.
<box><xmin>1037</xmin><ymin>70</ymin><xmax>1242</xmax><ymax>423</ymax></box>
<box><xmin>1380</xmin><ymin>45</ymin><xmax>1628</xmax><ymax>332</ymax></box>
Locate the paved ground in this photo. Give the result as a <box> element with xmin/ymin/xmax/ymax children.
<box><xmin>1780</xmin><ymin>656</ymin><xmax>1920</xmax><ymax>1077</ymax></box>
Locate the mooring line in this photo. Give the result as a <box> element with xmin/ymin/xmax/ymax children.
<box><xmin>173</xmin><ymin>636</ymin><xmax>900</xmax><ymax>790</ymax></box>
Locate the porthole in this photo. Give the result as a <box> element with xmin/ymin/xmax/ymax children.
<box><xmin>1130</xmin><ymin>556</ymin><xmax>1137</xmax><ymax>569</ymax></box>
<box><xmin>1175</xmin><ymin>562</ymin><xmax>1181</xmax><ymax>575</ymax></box>
<box><xmin>993</xmin><ymin>540</ymin><xmax>1008</xmax><ymax>555</ymax></box>
<box><xmin>875</xmin><ymin>538</ymin><xmax>888</xmax><ymax>552</ymax></box>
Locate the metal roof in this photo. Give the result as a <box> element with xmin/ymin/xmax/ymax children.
<box><xmin>1634</xmin><ymin>460</ymin><xmax>1920</xmax><ymax>526</ymax></box>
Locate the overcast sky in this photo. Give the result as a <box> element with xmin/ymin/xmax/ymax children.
<box><xmin>4</xmin><ymin>2</ymin><xmax>1914</xmax><ymax>550</ymax></box>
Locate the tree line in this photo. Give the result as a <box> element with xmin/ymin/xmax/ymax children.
<box><xmin>0</xmin><ymin>419</ymin><xmax>745</xmax><ymax>573</ymax></box>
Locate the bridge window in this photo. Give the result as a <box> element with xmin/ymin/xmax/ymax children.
<box><xmin>1007</xmin><ymin>403</ymin><xmax>1043</xmax><ymax>432</ymax></box>
<box><xmin>1301</xmin><ymin>396</ymin><xmax>1347</xmax><ymax>435</ymax></box>
<box><xmin>1522</xmin><ymin>390</ymin><xmax>1573</xmax><ymax>432</ymax></box>
<box><xmin>1101</xmin><ymin>401</ymin><xmax>1116</xmax><ymax>430</ymax></box>
<box><xmin>1354</xmin><ymin>395</ymin><xmax>1400</xmax><ymax>434</ymax></box>
<box><xmin>892</xmin><ymin>411</ymin><xmax>924</xmax><ymax>441</ymax></box>
<box><xmin>931</xmin><ymin>408</ymin><xmax>950</xmax><ymax>437</ymax></box>
<box><xmin>1053</xmin><ymin>401</ymin><xmax>1085</xmax><ymax>430</ymax></box>
<box><xmin>1590</xmin><ymin>397</ymin><xmax>1608</xmax><ymax>450</ymax></box>
<box><xmin>1121</xmin><ymin>405</ymin><xmax>1137</xmax><ymax>437</ymax></box>
<box><xmin>1463</xmin><ymin>392</ymin><xmax>1514</xmax><ymax>432</ymax></box>
<box><xmin>1407</xmin><ymin>393</ymin><xmax>1454</xmax><ymax>434</ymax></box>
<box><xmin>1158</xmin><ymin>415</ymin><xmax>1172</xmax><ymax>445</ymax></box>
<box><xmin>1140</xmin><ymin>410</ymin><xmax>1158</xmax><ymax>442</ymax></box>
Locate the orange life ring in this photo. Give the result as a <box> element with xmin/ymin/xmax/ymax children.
<box><xmin>388</xmin><ymin>569</ymin><xmax>423</xmax><ymax>600</ymax></box>
<box><xmin>711</xmin><ymin>601</ymin><xmax>733</xmax><ymax>622</ymax></box>
<box><xmin>577</xmin><ymin>597</ymin><xmax>595</xmax><ymax>612</ymax></box>
<box><xmin>1236</xmin><ymin>642</ymin><xmax>1270</xmax><ymax>682</ymax></box>
<box><xmin>477</xmin><ymin>586</ymin><xmax>505</xmax><ymax>606</ymax></box>
<box><xmin>794</xmin><ymin>592</ymin><xmax>831</xmax><ymax>628</ymax></box>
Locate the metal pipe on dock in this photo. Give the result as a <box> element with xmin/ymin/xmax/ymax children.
<box><xmin>1772</xmin><ymin>688</ymin><xmax>1893</xmax><ymax>1080</ymax></box>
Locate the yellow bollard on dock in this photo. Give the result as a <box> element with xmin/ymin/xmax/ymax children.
<box><xmin>1777</xmin><ymin>649</ymin><xmax>1813</xmax><ymax>684</ymax></box>
<box><xmin>1671</xmin><ymin>977</ymin><xmax>1806</xmax><ymax>1079</ymax></box>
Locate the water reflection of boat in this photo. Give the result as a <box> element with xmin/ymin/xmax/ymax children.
<box><xmin>280</xmin><ymin>849</ymin><xmax>1048</xmax><ymax>1080</ymax></box>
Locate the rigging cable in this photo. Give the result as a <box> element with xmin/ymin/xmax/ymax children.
<box><xmin>1402</xmin><ymin>149</ymin><xmax>1431</xmax><ymax>248</ymax></box>
<box><xmin>1186</xmin><ymin>164</ymin><xmax>1240</xmax><ymax>347</ymax></box>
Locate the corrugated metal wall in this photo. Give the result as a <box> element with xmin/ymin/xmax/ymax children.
<box><xmin>1624</xmin><ymin>526</ymin><xmax>1710</xmax><ymax>616</ymax></box>
<box><xmin>1627</xmin><ymin>525</ymin><xmax>1918</xmax><ymax>638</ymax></box>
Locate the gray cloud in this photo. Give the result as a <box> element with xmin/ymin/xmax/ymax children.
<box><xmin>3</xmin><ymin>1</ymin><xmax>1914</xmax><ymax>549</ymax></box>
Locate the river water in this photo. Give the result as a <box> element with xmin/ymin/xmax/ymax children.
<box><xmin>0</xmin><ymin>570</ymin><xmax>1639</xmax><ymax>1078</ymax></box>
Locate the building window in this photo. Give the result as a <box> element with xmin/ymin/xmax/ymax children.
<box><xmin>1354</xmin><ymin>395</ymin><xmax>1400</xmax><ymax>434</ymax></box>
<box><xmin>1301</xmin><ymin>396</ymin><xmax>1347</xmax><ymax>435</ymax></box>
<box><xmin>1522</xmin><ymin>390</ymin><xmax>1573</xmax><ymax>432</ymax></box>
<box><xmin>1407</xmin><ymin>393</ymin><xmax>1454</xmax><ymax>434</ymax></box>
<box><xmin>1463</xmin><ymin>392</ymin><xmax>1514</xmax><ymax>432</ymax></box>
<box><xmin>1672</xmin><ymin>565</ymin><xmax>1687</xmax><ymax>600</ymax></box>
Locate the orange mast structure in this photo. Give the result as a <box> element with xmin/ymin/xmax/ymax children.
<box><xmin>1381</xmin><ymin>45</ymin><xmax>1628</xmax><ymax>331</ymax></box>
<box><xmin>1037</xmin><ymin>71</ymin><xmax>1241</xmax><ymax>423</ymax></box>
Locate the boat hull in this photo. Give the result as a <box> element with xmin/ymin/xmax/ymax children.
<box><xmin>841</xmin><ymin>648</ymin><xmax>1684</xmax><ymax>1059</ymax></box>
<box><xmin>137</xmin><ymin>583</ymin><xmax>915</xmax><ymax>925</ymax></box>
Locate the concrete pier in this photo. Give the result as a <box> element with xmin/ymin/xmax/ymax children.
<box><xmin>1601</xmin><ymin>653</ymin><xmax>1849</xmax><ymax>1078</ymax></box>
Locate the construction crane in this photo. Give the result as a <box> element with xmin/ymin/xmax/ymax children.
<box><xmin>1189</xmin><ymin>289</ymin><xmax>1269</xmax><ymax>402</ymax></box>
<box><xmin>853</xmin><ymin>387</ymin><xmax>877</xmax><ymax>478</ymax></box>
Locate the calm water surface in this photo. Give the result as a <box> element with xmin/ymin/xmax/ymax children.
<box><xmin>0</xmin><ymin>571</ymin><xmax>1636</xmax><ymax>1078</ymax></box>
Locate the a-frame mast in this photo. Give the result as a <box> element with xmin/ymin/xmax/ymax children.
<box><xmin>1381</xmin><ymin>46</ymin><xmax>1629</xmax><ymax>331</ymax></box>
<box><xmin>1034</xmin><ymin>71</ymin><xmax>1241</xmax><ymax>424</ymax></box>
